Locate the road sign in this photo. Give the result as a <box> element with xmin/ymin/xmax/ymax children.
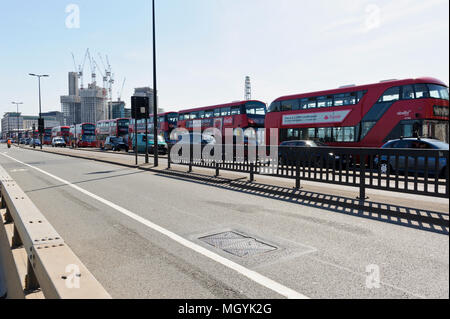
<box><xmin>131</xmin><ymin>96</ymin><xmax>149</xmax><ymax>120</ymax></box>
<box><xmin>38</xmin><ymin>118</ymin><xmax>45</xmax><ymax>134</ymax></box>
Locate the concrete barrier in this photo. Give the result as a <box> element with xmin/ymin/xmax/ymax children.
<box><xmin>0</xmin><ymin>165</ymin><xmax>111</xmax><ymax>299</ymax></box>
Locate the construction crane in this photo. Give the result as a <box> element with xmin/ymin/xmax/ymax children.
<box><xmin>86</xmin><ymin>49</ymin><xmax>96</xmax><ymax>86</ymax></box>
<box><xmin>93</xmin><ymin>59</ymin><xmax>107</xmax><ymax>89</ymax></box>
<box><xmin>71</xmin><ymin>50</ymin><xmax>89</xmax><ymax>89</ymax></box>
<box><xmin>118</xmin><ymin>78</ymin><xmax>126</xmax><ymax>101</ymax></box>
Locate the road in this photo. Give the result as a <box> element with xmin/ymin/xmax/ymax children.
<box><xmin>0</xmin><ymin>144</ymin><xmax>448</xmax><ymax>299</ymax></box>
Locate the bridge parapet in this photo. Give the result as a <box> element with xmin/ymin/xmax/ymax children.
<box><xmin>0</xmin><ymin>165</ymin><xmax>111</xmax><ymax>299</ymax></box>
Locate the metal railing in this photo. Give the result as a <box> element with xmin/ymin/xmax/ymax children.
<box><xmin>0</xmin><ymin>166</ymin><xmax>111</xmax><ymax>299</ymax></box>
<box><xmin>167</xmin><ymin>144</ymin><xmax>449</xmax><ymax>199</ymax></box>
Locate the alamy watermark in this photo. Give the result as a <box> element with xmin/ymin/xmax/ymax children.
<box><xmin>366</xmin><ymin>264</ymin><xmax>381</xmax><ymax>289</ymax></box>
<box><xmin>65</xmin><ymin>264</ymin><xmax>81</xmax><ymax>289</ymax></box>
<box><xmin>365</xmin><ymin>4</ymin><xmax>381</xmax><ymax>31</ymax></box>
<box><xmin>169</xmin><ymin>127</ymin><xmax>279</xmax><ymax>170</ymax></box>
<box><xmin>65</xmin><ymin>4</ymin><xmax>80</xmax><ymax>29</ymax></box>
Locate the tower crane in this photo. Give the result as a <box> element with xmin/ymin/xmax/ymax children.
<box><xmin>118</xmin><ymin>78</ymin><xmax>126</xmax><ymax>101</ymax></box>
<box><xmin>86</xmin><ymin>49</ymin><xmax>96</xmax><ymax>86</ymax></box>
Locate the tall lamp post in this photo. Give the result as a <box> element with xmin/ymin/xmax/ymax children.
<box><xmin>12</xmin><ymin>102</ymin><xmax>23</xmax><ymax>145</ymax></box>
<box><xmin>29</xmin><ymin>73</ymin><xmax>49</xmax><ymax>150</ymax></box>
<box><xmin>152</xmin><ymin>0</ymin><xmax>159</xmax><ymax>167</ymax></box>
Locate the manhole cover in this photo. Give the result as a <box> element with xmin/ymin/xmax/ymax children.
<box><xmin>200</xmin><ymin>231</ymin><xmax>277</xmax><ymax>258</ymax></box>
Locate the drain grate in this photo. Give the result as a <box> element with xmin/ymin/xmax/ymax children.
<box><xmin>200</xmin><ymin>231</ymin><xmax>277</xmax><ymax>258</ymax></box>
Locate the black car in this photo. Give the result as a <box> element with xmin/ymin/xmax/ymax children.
<box><xmin>375</xmin><ymin>138</ymin><xmax>448</xmax><ymax>177</ymax></box>
<box><xmin>104</xmin><ymin>136</ymin><xmax>129</xmax><ymax>152</ymax></box>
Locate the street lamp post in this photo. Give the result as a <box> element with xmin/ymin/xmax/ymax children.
<box><xmin>12</xmin><ymin>102</ymin><xmax>23</xmax><ymax>145</ymax></box>
<box><xmin>152</xmin><ymin>0</ymin><xmax>159</xmax><ymax>167</ymax></box>
<box><xmin>29</xmin><ymin>73</ymin><xmax>49</xmax><ymax>150</ymax></box>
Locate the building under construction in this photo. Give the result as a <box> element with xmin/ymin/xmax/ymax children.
<box><xmin>80</xmin><ymin>84</ymin><xmax>108</xmax><ymax>124</ymax></box>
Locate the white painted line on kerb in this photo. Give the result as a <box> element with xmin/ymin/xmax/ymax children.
<box><xmin>1</xmin><ymin>152</ymin><xmax>309</xmax><ymax>299</ymax></box>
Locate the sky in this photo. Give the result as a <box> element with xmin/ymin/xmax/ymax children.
<box><xmin>0</xmin><ymin>0</ymin><xmax>449</xmax><ymax>129</ymax></box>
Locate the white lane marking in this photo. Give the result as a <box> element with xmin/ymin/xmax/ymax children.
<box><xmin>10</xmin><ymin>169</ymin><xmax>28</xmax><ymax>173</ymax></box>
<box><xmin>1</xmin><ymin>152</ymin><xmax>309</xmax><ymax>299</ymax></box>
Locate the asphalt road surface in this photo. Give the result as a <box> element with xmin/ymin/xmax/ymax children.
<box><xmin>0</xmin><ymin>145</ymin><xmax>448</xmax><ymax>299</ymax></box>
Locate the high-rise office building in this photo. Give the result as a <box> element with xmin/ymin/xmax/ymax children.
<box><xmin>61</xmin><ymin>72</ymin><xmax>81</xmax><ymax>125</ymax></box>
<box><xmin>109</xmin><ymin>100</ymin><xmax>126</xmax><ymax>119</ymax></box>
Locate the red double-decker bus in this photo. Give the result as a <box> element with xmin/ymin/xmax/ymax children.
<box><xmin>96</xmin><ymin>118</ymin><xmax>130</xmax><ymax>149</ymax></box>
<box><xmin>69</xmin><ymin>123</ymin><xmax>96</xmax><ymax>148</ymax></box>
<box><xmin>177</xmin><ymin>100</ymin><xmax>266</xmax><ymax>139</ymax></box>
<box><xmin>129</xmin><ymin>112</ymin><xmax>179</xmax><ymax>143</ymax></box>
<box><xmin>51</xmin><ymin>126</ymin><xmax>71</xmax><ymax>144</ymax></box>
<box><xmin>265</xmin><ymin>77</ymin><xmax>449</xmax><ymax>147</ymax></box>
<box><xmin>43</xmin><ymin>128</ymin><xmax>53</xmax><ymax>145</ymax></box>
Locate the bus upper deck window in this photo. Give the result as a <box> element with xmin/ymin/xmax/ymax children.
<box><xmin>414</xmin><ymin>84</ymin><xmax>429</xmax><ymax>99</ymax></box>
<box><xmin>428</xmin><ymin>84</ymin><xmax>450</xmax><ymax>100</ymax></box>
<box><xmin>269</xmin><ymin>102</ymin><xmax>281</xmax><ymax>113</ymax></box>
<box><xmin>402</xmin><ymin>85</ymin><xmax>415</xmax><ymax>99</ymax></box>
<box><xmin>379</xmin><ymin>87</ymin><xmax>400</xmax><ymax>102</ymax></box>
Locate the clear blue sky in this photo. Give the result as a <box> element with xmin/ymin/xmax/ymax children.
<box><xmin>0</xmin><ymin>0</ymin><xmax>449</xmax><ymax>124</ymax></box>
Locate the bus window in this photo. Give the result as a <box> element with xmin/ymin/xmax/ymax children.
<box><xmin>344</xmin><ymin>93</ymin><xmax>357</xmax><ymax>105</ymax></box>
<box><xmin>307</xmin><ymin>98</ymin><xmax>317</xmax><ymax>109</ymax></box>
<box><xmin>268</xmin><ymin>101</ymin><xmax>281</xmax><ymax>113</ymax></box>
<box><xmin>221</xmin><ymin>108</ymin><xmax>231</xmax><ymax>116</ymax></box>
<box><xmin>300</xmin><ymin>98</ymin><xmax>309</xmax><ymax>109</ymax></box>
<box><xmin>281</xmin><ymin>99</ymin><xmax>299</xmax><ymax>111</ymax></box>
<box><xmin>214</xmin><ymin>109</ymin><xmax>221</xmax><ymax>117</ymax></box>
<box><xmin>414</xmin><ymin>84</ymin><xmax>429</xmax><ymax>99</ymax></box>
<box><xmin>334</xmin><ymin>94</ymin><xmax>345</xmax><ymax>106</ymax></box>
<box><xmin>246</xmin><ymin>102</ymin><xmax>266</xmax><ymax>115</ymax></box>
<box><xmin>379</xmin><ymin>87</ymin><xmax>400</xmax><ymax>102</ymax></box>
<box><xmin>231</xmin><ymin>106</ymin><xmax>241</xmax><ymax>115</ymax></box>
<box><xmin>205</xmin><ymin>110</ymin><xmax>214</xmax><ymax>118</ymax></box>
<box><xmin>402</xmin><ymin>85</ymin><xmax>415</xmax><ymax>99</ymax></box>
<box><xmin>357</xmin><ymin>91</ymin><xmax>367</xmax><ymax>102</ymax></box>
<box><xmin>428</xmin><ymin>84</ymin><xmax>449</xmax><ymax>100</ymax></box>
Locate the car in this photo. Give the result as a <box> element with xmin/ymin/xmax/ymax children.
<box><xmin>375</xmin><ymin>138</ymin><xmax>449</xmax><ymax>178</ymax></box>
<box><xmin>19</xmin><ymin>138</ymin><xmax>26</xmax><ymax>144</ymax></box>
<box><xmin>278</xmin><ymin>140</ymin><xmax>341</xmax><ymax>166</ymax></box>
<box><xmin>52</xmin><ymin>137</ymin><xmax>67</xmax><ymax>148</ymax></box>
<box><xmin>30</xmin><ymin>139</ymin><xmax>41</xmax><ymax>147</ymax></box>
<box><xmin>131</xmin><ymin>133</ymin><xmax>168</xmax><ymax>155</ymax></box>
<box><xmin>104</xmin><ymin>136</ymin><xmax>129</xmax><ymax>152</ymax></box>
<box><xmin>24</xmin><ymin>138</ymin><xmax>32</xmax><ymax>145</ymax></box>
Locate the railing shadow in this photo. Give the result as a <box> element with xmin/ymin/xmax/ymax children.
<box><xmin>155</xmin><ymin>168</ymin><xmax>449</xmax><ymax>235</ymax></box>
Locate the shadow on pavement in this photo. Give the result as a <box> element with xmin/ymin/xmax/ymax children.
<box><xmin>155</xmin><ymin>168</ymin><xmax>449</xmax><ymax>236</ymax></box>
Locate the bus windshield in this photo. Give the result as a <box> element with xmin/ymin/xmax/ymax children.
<box><xmin>246</xmin><ymin>102</ymin><xmax>266</xmax><ymax>116</ymax></box>
<box><xmin>83</xmin><ymin>124</ymin><xmax>95</xmax><ymax>135</ymax></box>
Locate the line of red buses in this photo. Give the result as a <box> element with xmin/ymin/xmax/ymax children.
<box><xmin>42</xmin><ymin>77</ymin><xmax>449</xmax><ymax>149</ymax></box>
